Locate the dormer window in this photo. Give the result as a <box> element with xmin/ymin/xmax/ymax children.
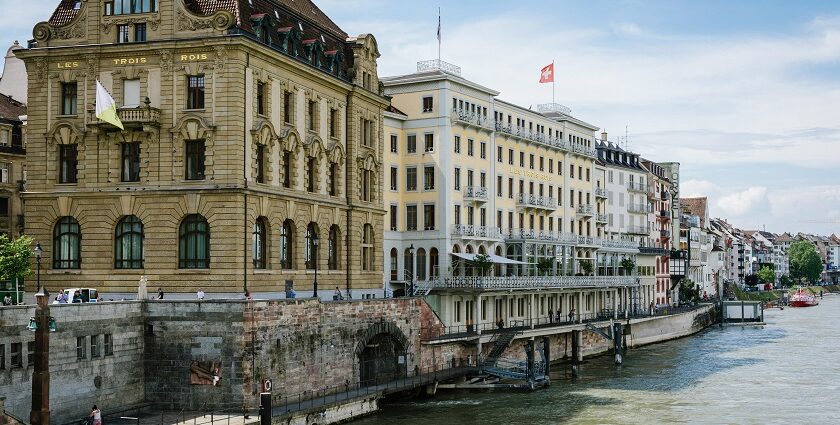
<box><xmin>104</xmin><ymin>0</ymin><xmax>158</xmax><ymax>16</ymax></box>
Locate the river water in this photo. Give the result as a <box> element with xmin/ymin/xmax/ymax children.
<box><xmin>356</xmin><ymin>295</ymin><xmax>840</xmax><ymax>425</ymax></box>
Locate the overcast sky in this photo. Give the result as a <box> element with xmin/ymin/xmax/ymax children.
<box><xmin>3</xmin><ymin>0</ymin><xmax>839</xmax><ymax>235</ymax></box>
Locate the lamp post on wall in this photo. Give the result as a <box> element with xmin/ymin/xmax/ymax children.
<box><xmin>313</xmin><ymin>234</ymin><xmax>320</xmax><ymax>299</ymax></box>
<box><xmin>408</xmin><ymin>244</ymin><xmax>415</xmax><ymax>297</ymax></box>
<box><xmin>34</xmin><ymin>242</ymin><xmax>43</xmax><ymax>294</ymax></box>
<box><xmin>29</xmin><ymin>288</ymin><xmax>55</xmax><ymax>425</ymax></box>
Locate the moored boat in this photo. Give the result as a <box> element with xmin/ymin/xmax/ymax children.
<box><xmin>789</xmin><ymin>288</ymin><xmax>819</xmax><ymax>307</ymax></box>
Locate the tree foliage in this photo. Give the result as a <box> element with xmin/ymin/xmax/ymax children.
<box><xmin>471</xmin><ymin>254</ymin><xmax>494</xmax><ymax>277</ymax></box>
<box><xmin>789</xmin><ymin>241</ymin><xmax>822</xmax><ymax>283</ymax></box>
<box><xmin>757</xmin><ymin>265</ymin><xmax>776</xmax><ymax>284</ymax></box>
<box><xmin>0</xmin><ymin>235</ymin><xmax>34</xmax><ymax>282</ymax></box>
<box><xmin>744</xmin><ymin>274</ymin><xmax>758</xmax><ymax>287</ymax></box>
<box><xmin>779</xmin><ymin>274</ymin><xmax>794</xmax><ymax>288</ymax></box>
<box><xmin>578</xmin><ymin>260</ymin><xmax>594</xmax><ymax>276</ymax></box>
<box><xmin>536</xmin><ymin>257</ymin><xmax>554</xmax><ymax>276</ymax></box>
<box><xmin>620</xmin><ymin>258</ymin><xmax>636</xmax><ymax>275</ymax></box>
<box><xmin>677</xmin><ymin>278</ymin><xmax>700</xmax><ymax>304</ymax></box>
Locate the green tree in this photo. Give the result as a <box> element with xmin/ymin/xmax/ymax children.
<box><xmin>471</xmin><ymin>254</ymin><xmax>494</xmax><ymax>277</ymax></box>
<box><xmin>779</xmin><ymin>274</ymin><xmax>794</xmax><ymax>288</ymax></box>
<box><xmin>536</xmin><ymin>257</ymin><xmax>554</xmax><ymax>276</ymax></box>
<box><xmin>757</xmin><ymin>265</ymin><xmax>776</xmax><ymax>285</ymax></box>
<box><xmin>620</xmin><ymin>258</ymin><xmax>636</xmax><ymax>276</ymax></box>
<box><xmin>0</xmin><ymin>235</ymin><xmax>34</xmax><ymax>301</ymax></box>
<box><xmin>677</xmin><ymin>278</ymin><xmax>700</xmax><ymax>304</ymax></box>
<box><xmin>789</xmin><ymin>241</ymin><xmax>822</xmax><ymax>283</ymax></box>
<box><xmin>578</xmin><ymin>259</ymin><xmax>594</xmax><ymax>276</ymax></box>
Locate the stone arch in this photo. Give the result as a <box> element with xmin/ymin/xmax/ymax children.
<box><xmin>355</xmin><ymin>321</ymin><xmax>410</xmax><ymax>387</ymax></box>
<box><xmin>47</xmin><ymin>121</ymin><xmax>84</xmax><ymax>146</ymax></box>
<box><xmin>172</xmin><ymin>114</ymin><xmax>215</xmax><ymax>141</ymax></box>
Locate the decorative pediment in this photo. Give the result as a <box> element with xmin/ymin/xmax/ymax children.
<box><xmin>357</xmin><ymin>152</ymin><xmax>379</xmax><ymax>171</ymax></box>
<box><xmin>304</xmin><ymin>134</ymin><xmax>325</xmax><ymax>158</ymax></box>
<box><xmin>47</xmin><ymin>121</ymin><xmax>84</xmax><ymax>146</ymax></box>
<box><xmin>278</xmin><ymin>126</ymin><xmax>301</xmax><ymax>152</ymax></box>
<box><xmin>172</xmin><ymin>114</ymin><xmax>215</xmax><ymax>141</ymax></box>
<box><xmin>328</xmin><ymin>142</ymin><xmax>345</xmax><ymax>164</ymax></box>
<box><xmin>251</xmin><ymin>120</ymin><xmax>278</xmax><ymax>146</ymax></box>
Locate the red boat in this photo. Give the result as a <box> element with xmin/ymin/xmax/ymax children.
<box><xmin>789</xmin><ymin>288</ymin><xmax>819</xmax><ymax>307</ymax></box>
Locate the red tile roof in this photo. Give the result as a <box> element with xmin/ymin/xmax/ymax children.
<box><xmin>680</xmin><ymin>197</ymin><xmax>708</xmax><ymax>228</ymax></box>
<box><xmin>0</xmin><ymin>94</ymin><xmax>26</xmax><ymax>122</ymax></box>
<box><xmin>48</xmin><ymin>0</ymin><xmax>81</xmax><ymax>26</ymax></box>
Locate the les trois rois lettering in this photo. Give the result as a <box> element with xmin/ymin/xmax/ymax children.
<box><xmin>112</xmin><ymin>57</ymin><xmax>148</xmax><ymax>65</ymax></box>
<box><xmin>180</xmin><ymin>53</ymin><xmax>209</xmax><ymax>61</ymax></box>
<box><xmin>56</xmin><ymin>61</ymin><xmax>79</xmax><ymax>68</ymax></box>
<box><xmin>509</xmin><ymin>167</ymin><xmax>552</xmax><ymax>182</ymax></box>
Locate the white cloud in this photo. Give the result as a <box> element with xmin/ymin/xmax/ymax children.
<box><xmin>716</xmin><ymin>187</ymin><xmax>771</xmax><ymax>217</ymax></box>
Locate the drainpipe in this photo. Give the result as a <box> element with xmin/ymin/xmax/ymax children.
<box><xmin>244</xmin><ymin>52</ymin><xmax>250</xmax><ymax>295</ymax></box>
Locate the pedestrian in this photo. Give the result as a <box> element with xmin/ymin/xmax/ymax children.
<box><xmin>197</xmin><ymin>288</ymin><xmax>205</xmax><ymax>300</ymax></box>
<box><xmin>245</xmin><ymin>291</ymin><xmax>252</xmax><ymax>300</ymax></box>
<box><xmin>288</xmin><ymin>288</ymin><xmax>297</xmax><ymax>299</ymax></box>
<box><xmin>60</xmin><ymin>291</ymin><xmax>69</xmax><ymax>304</ymax></box>
<box><xmin>334</xmin><ymin>286</ymin><xmax>343</xmax><ymax>300</ymax></box>
<box><xmin>556</xmin><ymin>309</ymin><xmax>561</xmax><ymax>323</ymax></box>
<box><xmin>157</xmin><ymin>288</ymin><xmax>164</xmax><ymax>300</ymax></box>
<box><xmin>2</xmin><ymin>294</ymin><xmax>11</xmax><ymax>306</ymax></box>
<box><xmin>89</xmin><ymin>405</ymin><xmax>101</xmax><ymax>425</ymax></box>
<box><xmin>496</xmin><ymin>317</ymin><xmax>504</xmax><ymax>329</ymax></box>
<box><xmin>649</xmin><ymin>301</ymin><xmax>654</xmax><ymax>315</ymax></box>
<box><xmin>72</xmin><ymin>290</ymin><xmax>82</xmax><ymax>303</ymax></box>
<box><xmin>568</xmin><ymin>308</ymin><xmax>576</xmax><ymax>322</ymax></box>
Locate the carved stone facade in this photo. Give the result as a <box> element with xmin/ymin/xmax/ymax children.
<box><xmin>18</xmin><ymin>0</ymin><xmax>388</xmax><ymax>297</ymax></box>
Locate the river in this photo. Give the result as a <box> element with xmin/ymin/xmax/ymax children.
<box><xmin>355</xmin><ymin>295</ymin><xmax>840</xmax><ymax>425</ymax></box>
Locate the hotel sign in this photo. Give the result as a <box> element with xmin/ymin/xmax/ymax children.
<box><xmin>509</xmin><ymin>167</ymin><xmax>553</xmax><ymax>182</ymax></box>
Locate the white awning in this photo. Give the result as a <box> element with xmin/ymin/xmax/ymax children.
<box><xmin>449</xmin><ymin>252</ymin><xmax>530</xmax><ymax>265</ymax></box>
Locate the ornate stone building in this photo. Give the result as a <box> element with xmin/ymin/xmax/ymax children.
<box><xmin>18</xmin><ymin>0</ymin><xmax>387</xmax><ymax>297</ymax></box>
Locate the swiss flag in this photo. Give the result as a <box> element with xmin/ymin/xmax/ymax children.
<box><xmin>539</xmin><ymin>63</ymin><xmax>554</xmax><ymax>83</ymax></box>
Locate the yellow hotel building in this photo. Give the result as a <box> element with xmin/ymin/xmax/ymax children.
<box><xmin>382</xmin><ymin>60</ymin><xmax>652</xmax><ymax>329</ymax></box>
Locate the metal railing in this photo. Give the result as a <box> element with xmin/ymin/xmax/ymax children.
<box><xmin>417</xmin><ymin>59</ymin><xmax>461</xmax><ymax>75</ymax></box>
<box><xmin>463</xmin><ymin>186</ymin><xmax>488</xmax><ymax>200</ymax></box>
<box><xmin>422</xmin><ymin>275</ymin><xmax>638</xmax><ymax>292</ymax></box>
<box><xmin>627</xmin><ymin>203</ymin><xmax>650</xmax><ymax>214</ymax></box>
<box><xmin>451</xmin><ymin>224</ymin><xmax>502</xmax><ymax>239</ymax></box>
<box><xmin>627</xmin><ymin>182</ymin><xmax>648</xmax><ymax>193</ymax></box>
<box><xmin>627</xmin><ymin>225</ymin><xmax>649</xmax><ymax>234</ymax></box>
<box><xmin>493</xmin><ymin>121</ymin><xmax>569</xmax><ymax>151</ymax></box>
<box><xmin>596</xmin><ymin>213</ymin><xmax>609</xmax><ymax>223</ymax></box>
<box><xmin>576</xmin><ymin>204</ymin><xmax>595</xmax><ymax>215</ymax></box>
<box><xmin>451</xmin><ymin>107</ymin><xmax>492</xmax><ymax>128</ymax></box>
<box><xmin>595</xmin><ymin>188</ymin><xmax>608</xmax><ymax>198</ymax></box>
<box><xmin>516</xmin><ymin>193</ymin><xmax>557</xmax><ymax>209</ymax></box>
<box><xmin>502</xmin><ymin>228</ymin><xmax>578</xmax><ymax>243</ymax></box>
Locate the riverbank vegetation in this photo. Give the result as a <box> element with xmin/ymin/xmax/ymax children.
<box><xmin>731</xmin><ymin>284</ymin><xmax>840</xmax><ymax>301</ymax></box>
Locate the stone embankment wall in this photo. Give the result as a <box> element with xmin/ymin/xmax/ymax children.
<box><xmin>1</xmin><ymin>297</ymin><xmax>450</xmax><ymax>423</ymax></box>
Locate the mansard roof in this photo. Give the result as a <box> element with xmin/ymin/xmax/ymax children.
<box><xmin>0</xmin><ymin>93</ymin><xmax>26</xmax><ymax>122</ymax></box>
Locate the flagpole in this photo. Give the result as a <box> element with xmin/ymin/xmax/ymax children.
<box><xmin>438</xmin><ymin>7</ymin><xmax>441</xmax><ymax>62</ymax></box>
<box><xmin>552</xmin><ymin>59</ymin><xmax>555</xmax><ymax>105</ymax></box>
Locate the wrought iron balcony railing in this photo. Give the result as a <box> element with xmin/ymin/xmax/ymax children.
<box><xmin>463</xmin><ymin>186</ymin><xmax>488</xmax><ymax>201</ymax></box>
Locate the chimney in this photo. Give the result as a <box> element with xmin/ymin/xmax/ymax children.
<box><xmin>601</xmin><ymin>130</ymin><xmax>608</xmax><ymax>142</ymax></box>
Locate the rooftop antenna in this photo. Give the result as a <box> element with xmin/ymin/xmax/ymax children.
<box><xmin>437</xmin><ymin>7</ymin><xmax>441</xmax><ymax>62</ymax></box>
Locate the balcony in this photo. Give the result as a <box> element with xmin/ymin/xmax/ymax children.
<box><xmin>463</xmin><ymin>186</ymin><xmax>488</xmax><ymax>202</ymax></box>
<box><xmin>595</xmin><ymin>188</ymin><xmax>608</xmax><ymax>198</ymax></box>
<box><xmin>424</xmin><ymin>275</ymin><xmax>638</xmax><ymax>292</ymax></box>
<box><xmin>627</xmin><ymin>182</ymin><xmax>648</xmax><ymax>193</ymax></box>
<box><xmin>657</xmin><ymin>210</ymin><xmax>671</xmax><ymax>221</ymax></box>
<box><xmin>627</xmin><ymin>203</ymin><xmax>650</xmax><ymax>214</ymax></box>
<box><xmin>503</xmin><ymin>229</ymin><xmax>578</xmax><ymax>244</ymax></box>
<box><xmin>494</xmin><ymin>121</ymin><xmax>569</xmax><ymax>152</ymax></box>
<box><xmin>599</xmin><ymin>239</ymin><xmax>639</xmax><ymax>250</ymax></box>
<box><xmin>596</xmin><ymin>213</ymin><xmax>608</xmax><ymax>224</ymax></box>
<box><xmin>451</xmin><ymin>224</ymin><xmax>501</xmax><ymax>240</ymax></box>
<box><xmin>516</xmin><ymin>193</ymin><xmax>557</xmax><ymax>211</ymax></box>
<box><xmin>577</xmin><ymin>235</ymin><xmax>599</xmax><ymax>247</ymax></box>
<box><xmin>627</xmin><ymin>225</ymin><xmax>649</xmax><ymax>235</ymax></box>
<box><xmin>661</xmin><ymin>190</ymin><xmax>669</xmax><ymax>200</ymax></box>
<box><xmin>639</xmin><ymin>246</ymin><xmax>668</xmax><ymax>256</ymax></box>
<box><xmin>576</xmin><ymin>204</ymin><xmax>595</xmax><ymax>216</ymax></box>
<box><xmin>660</xmin><ymin>229</ymin><xmax>671</xmax><ymax>239</ymax></box>
<box><xmin>89</xmin><ymin>105</ymin><xmax>161</xmax><ymax>130</ymax></box>
<box><xmin>451</xmin><ymin>107</ymin><xmax>493</xmax><ymax>131</ymax></box>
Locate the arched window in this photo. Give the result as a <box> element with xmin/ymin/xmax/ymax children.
<box><xmin>114</xmin><ymin>215</ymin><xmax>143</xmax><ymax>269</ymax></box>
<box><xmin>361</xmin><ymin>224</ymin><xmax>373</xmax><ymax>271</ymax></box>
<box><xmin>494</xmin><ymin>246</ymin><xmax>503</xmax><ymax>277</ymax></box>
<box><xmin>179</xmin><ymin>214</ymin><xmax>210</xmax><ymax>269</ymax></box>
<box><xmin>478</xmin><ymin>245</ymin><xmax>486</xmax><ymax>255</ymax></box>
<box><xmin>328</xmin><ymin>225</ymin><xmax>339</xmax><ymax>270</ymax></box>
<box><xmin>253</xmin><ymin>217</ymin><xmax>267</xmax><ymax>269</ymax></box>
<box><xmin>305</xmin><ymin>222</ymin><xmax>319</xmax><ymax>270</ymax></box>
<box><xmin>390</xmin><ymin>248</ymin><xmax>399</xmax><ymax>280</ymax></box>
<box><xmin>452</xmin><ymin>244</ymin><xmax>461</xmax><ymax>277</ymax></box>
<box><xmin>416</xmin><ymin>248</ymin><xmax>426</xmax><ymax>280</ymax></box>
<box><xmin>280</xmin><ymin>219</ymin><xmax>294</xmax><ymax>269</ymax></box>
<box><xmin>429</xmin><ymin>248</ymin><xmax>439</xmax><ymax>278</ymax></box>
<box><xmin>53</xmin><ymin>216</ymin><xmax>81</xmax><ymax>269</ymax></box>
<box><xmin>403</xmin><ymin>247</ymin><xmax>413</xmax><ymax>280</ymax></box>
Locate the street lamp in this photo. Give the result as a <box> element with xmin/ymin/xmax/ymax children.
<box><xmin>408</xmin><ymin>244</ymin><xmax>415</xmax><ymax>297</ymax></box>
<box><xmin>34</xmin><ymin>242</ymin><xmax>43</xmax><ymax>294</ymax></box>
<box><xmin>29</xmin><ymin>287</ymin><xmax>52</xmax><ymax>425</ymax></box>
<box><xmin>313</xmin><ymin>234</ymin><xmax>319</xmax><ymax>299</ymax></box>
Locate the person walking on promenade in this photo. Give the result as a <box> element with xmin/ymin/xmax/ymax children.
<box><xmin>89</xmin><ymin>405</ymin><xmax>102</xmax><ymax>425</ymax></box>
<box><xmin>157</xmin><ymin>288</ymin><xmax>164</xmax><ymax>300</ymax></box>
<box><xmin>197</xmin><ymin>288</ymin><xmax>205</xmax><ymax>300</ymax></box>
<box><xmin>568</xmin><ymin>308</ymin><xmax>576</xmax><ymax>323</ymax></box>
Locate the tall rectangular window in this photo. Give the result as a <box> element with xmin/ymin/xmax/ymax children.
<box><xmin>0</xmin><ymin>163</ymin><xmax>10</xmax><ymax>183</ymax></box>
<box><xmin>117</xmin><ymin>24</ymin><xmax>130</xmax><ymax>43</ymax></box>
<box><xmin>10</xmin><ymin>343</ymin><xmax>21</xmax><ymax>368</ymax></box>
<box><xmin>424</xmin><ymin>204</ymin><xmax>435</xmax><ymax>230</ymax></box>
<box><xmin>424</xmin><ymin>166</ymin><xmax>434</xmax><ymax>190</ymax></box>
<box><xmin>104</xmin><ymin>334</ymin><xmax>114</xmax><ymax>356</ymax></box>
<box><xmin>497</xmin><ymin>175</ymin><xmax>503</xmax><ymax>197</ymax></box>
<box><xmin>330</xmin><ymin>108</ymin><xmax>338</xmax><ymax>138</ymax></box>
<box><xmin>185</xmin><ymin>139</ymin><xmax>205</xmax><ymax>180</ymax></box>
<box><xmin>307</xmin><ymin>157</ymin><xmax>315</xmax><ymax>192</ymax></box>
<box><xmin>390</xmin><ymin>205</ymin><xmax>398</xmax><ymax>230</ymax></box>
<box><xmin>186</xmin><ymin>75</ymin><xmax>205</xmax><ymax>109</ymax></box>
<box><xmin>27</xmin><ymin>341</ymin><xmax>35</xmax><ymax>366</ymax></box>
<box><xmin>407</xmin><ymin>134</ymin><xmax>416</xmax><ymax>153</ymax></box>
<box><xmin>283</xmin><ymin>90</ymin><xmax>293</xmax><ymax>123</ymax></box>
<box><xmin>467</xmin><ymin>139</ymin><xmax>474</xmax><ymax>156</ymax></box>
<box><xmin>422</xmin><ymin>96</ymin><xmax>433</xmax><ymax>112</ymax></box>
<box><xmin>257</xmin><ymin>82</ymin><xmax>266</xmax><ymax>115</ymax></box>
<box><xmin>121</xmin><ymin>142</ymin><xmax>141</xmax><ymax>182</ymax></box>
<box><xmin>508</xmin><ymin>178</ymin><xmax>513</xmax><ymax>199</ymax></box>
<box><xmin>59</xmin><ymin>144</ymin><xmax>78</xmax><ymax>184</ymax></box>
<box><xmin>390</xmin><ymin>167</ymin><xmax>398</xmax><ymax>190</ymax></box>
<box><xmin>76</xmin><ymin>337</ymin><xmax>86</xmax><ymax>360</ymax></box>
<box><xmin>123</xmin><ymin>78</ymin><xmax>140</xmax><ymax>107</ymax></box>
<box><xmin>529</xmin><ymin>154</ymin><xmax>535</xmax><ymax>169</ymax></box>
<box><xmin>329</xmin><ymin>162</ymin><xmax>337</xmax><ymax>196</ymax></box>
<box><xmin>134</xmin><ymin>23</ymin><xmax>147</xmax><ymax>42</ymax></box>
<box><xmin>508</xmin><ymin>149</ymin><xmax>514</xmax><ymax>165</ymax></box>
<box><xmin>454</xmin><ymin>205</ymin><xmax>461</xmax><ymax>225</ymax></box>
<box><xmin>519</xmin><ymin>152</ymin><xmax>525</xmax><ymax>167</ymax></box>
<box><xmin>406</xmin><ymin>167</ymin><xmax>417</xmax><ymax>191</ymax></box>
<box><xmin>454</xmin><ymin>168</ymin><xmax>460</xmax><ymax>190</ymax></box>
<box><xmin>61</xmin><ymin>82</ymin><xmax>77</xmax><ymax>115</ymax></box>
<box><xmin>91</xmin><ymin>335</ymin><xmax>100</xmax><ymax>358</ymax></box>
<box><xmin>424</xmin><ymin>134</ymin><xmax>434</xmax><ymax>152</ymax></box>
<box><xmin>480</xmin><ymin>142</ymin><xmax>486</xmax><ymax>159</ymax></box>
<box><xmin>308</xmin><ymin>100</ymin><xmax>317</xmax><ymax>131</ymax></box>
<box><xmin>256</xmin><ymin>145</ymin><xmax>266</xmax><ymax>183</ymax></box>
<box><xmin>406</xmin><ymin>205</ymin><xmax>417</xmax><ymax>230</ymax></box>
<box><xmin>497</xmin><ymin>146</ymin><xmax>503</xmax><ymax>163</ymax></box>
<box><xmin>454</xmin><ymin>136</ymin><xmax>461</xmax><ymax>153</ymax></box>
<box><xmin>282</xmin><ymin>151</ymin><xmax>292</xmax><ymax>188</ymax></box>
<box><xmin>390</xmin><ymin>135</ymin><xmax>398</xmax><ymax>153</ymax></box>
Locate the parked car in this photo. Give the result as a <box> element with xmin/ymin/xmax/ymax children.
<box><xmin>59</xmin><ymin>288</ymin><xmax>100</xmax><ymax>303</ymax></box>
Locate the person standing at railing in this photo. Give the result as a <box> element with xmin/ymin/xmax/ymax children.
<box><xmin>568</xmin><ymin>308</ymin><xmax>576</xmax><ymax>322</ymax></box>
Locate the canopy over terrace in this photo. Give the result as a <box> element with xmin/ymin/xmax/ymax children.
<box><xmin>450</xmin><ymin>252</ymin><xmax>531</xmax><ymax>276</ymax></box>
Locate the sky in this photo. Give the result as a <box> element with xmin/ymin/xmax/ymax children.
<box><xmin>2</xmin><ymin>0</ymin><xmax>839</xmax><ymax>235</ymax></box>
